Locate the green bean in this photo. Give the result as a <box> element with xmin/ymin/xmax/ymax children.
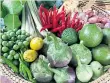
<box><xmin>1</xmin><ymin>56</ymin><xmax>19</xmax><ymax>73</ymax></box>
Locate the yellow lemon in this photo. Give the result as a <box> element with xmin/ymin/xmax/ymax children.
<box><xmin>23</xmin><ymin>50</ymin><xmax>37</xmax><ymax>62</ymax></box>
<box><xmin>30</xmin><ymin>37</ymin><xmax>43</xmax><ymax>50</ymax></box>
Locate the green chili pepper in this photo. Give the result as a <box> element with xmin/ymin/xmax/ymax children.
<box><xmin>1</xmin><ymin>56</ymin><xmax>19</xmax><ymax>73</ymax></box>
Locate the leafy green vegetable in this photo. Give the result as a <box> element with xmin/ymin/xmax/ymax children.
<box><xmin>30</xmin><ymin>55</ymin><xmax>53</xmax><ymax>82</ymax></box>
<box><xmin>70</xmin><ymin>42</ymin><xmax>92</xmax><ymax>66</ymax></box>
<box><xmin>49</xmin><ymin>66</ymin><xmax>75</xmax><ymax>83</ymax></box>
<box><xmin>47</xmin><ymin>34</ymin><xmax>72</xmax><ymax>67</ymax></box>
<box><xmin>76</xmin><ymin>56</ymin><xmax>93</xmax><ymax>82</ymax></box>
<box><xmin>4</xmin><ymin>14</ymin><xmax>21</xmax><ymax>30</ymax></box>
<box><xmin>2</xmin><ymin>0</ymin><xmax>24</xmax><ymax>14</ymax></box>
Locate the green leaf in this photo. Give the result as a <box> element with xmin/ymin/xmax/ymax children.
<box><xmin>2</xmin><ymin>0</ymin><xmax>24</xmax><ymax>14</ymax></box>
<box><xmin>4</xmin><ymin>14</ymin><xmax>21</xmax><ymax>30</ymax></box>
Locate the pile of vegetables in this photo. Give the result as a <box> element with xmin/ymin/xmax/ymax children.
<box><xmin>1</xmin><ymin>0</ymin><xmax>110</xmax><ymax>83</ymax></box>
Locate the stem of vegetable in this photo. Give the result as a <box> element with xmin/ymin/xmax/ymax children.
<box><xmin>76</xmin><ymin>55</ymin><xmax>82</xmax><ymax>67</ymax></box>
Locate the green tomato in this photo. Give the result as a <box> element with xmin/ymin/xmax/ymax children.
<box><xmin>9</xmin><ymin>50</ymin><xmax>16</xmax><ymax>56</ymax></box>
<box><xmin>10</xmin><ymin>32</ymin><xmax>15</xmax><ymax>37</ymax></box>
<box><xmin>7</xmin><ymin>55</ymin><xmax>13</xmax><ymax>60</ymax></box>
<box><xmin>16</xmin><ymin>29</ymin><xmax>21</xmax><ymax>35</ymax></box>
<box><xmin>13</xmin><ymin>60</ymin><xmax>19</xmax><ymax>66</ymax></box>
<box><xmin>14</xmin><ymin>53</ymin><xmax>19</xmax><ymax>59</ymax></box>
<box><xmin>2</xmin><ymin>41</ymin><xmax>7</xmax><ymax>46</ymax></box>
<box><xmin>23</xmin><ymin>41</ymin><xmax>29</xmax><ymax>47</ymax></box>
<box><xmin>8</xmin><ymin>41</ymin><xmax>14</xmax><ymax>47</ymax></box>
<box><xmin>13</xmin><ymin>44</ymin><xmax>19</xmax><ymax>50</ymax></box>
<box><xmin>2</xmin><ymin>34</ymin><xmax>8</xmax><ymax>40</ymax></box>
<box><xmin>2</xmin><ymin>47</ymin><xmax>9</xmax><ymax>52</ymax></box>
<box><xmin>3</xmin><ymin>53</ymin><xmax>8</xmax><ymax>58</ymax></box>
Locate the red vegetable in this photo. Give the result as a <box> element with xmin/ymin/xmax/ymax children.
<box><xmin>40</xmin><ymin>24</ymin><xmax>52</xmax><ymax>31</ymax></box>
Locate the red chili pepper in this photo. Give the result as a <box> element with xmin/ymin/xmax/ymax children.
<box><xmin>76</xmin><ymin>24</ymin><xmax>83</xmax><ymax>32</ymax></box>
<box><xmin>51</xmin><ymin>26</ymin><xmax>62</xmax><ymax>32</ymax></box>
<box><xmin>66</xmin><ymin>13</ymin><xmax>71</xmax><ymax>27</ymax></box>
<box><xmin>53</xmin><ymin>6</ymin><xmax>57</xmax><ymax>29</ymax></box>
<box><xmin>40</xmin><ymin>24</ymin><xmax>52</xmax><ymax>32</ymax></box>
<box><xmin>38</xmin><ymin>6</ymin><xmax>45</xmax><ymax>26</ymax></box>
<box><xmin>74</xmin><ymin>19</ymin><xmax>80</xmax><ymax>29</ymax></box>
<box><xmin>71</xmin><ymin>12</ymin><xmax>78</xmax><ymax>27</ymax></box>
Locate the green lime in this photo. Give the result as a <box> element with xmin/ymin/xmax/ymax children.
<box><xmin>7</xmin><ymin>55</ymin><xmax>13</xmax><ymax>60</ymax></box>
<box><xmin>9</xmin><ymin>50</ymin><xmax>16</xmax><ymax>56</ymax></box>
<box><xmin>11</xmin><ymin>37</ymin><xmax>16</xmax><ymax>41</ymax></box>
<box><xmin>61</xmin><ymin>28</ymin><xmax>78</xmax><ymax>45</ymax></box>
<box><xmin>79</xmin><ymin>24</ymin><xmax>103</xmax><ymax>47</ymax></box>
<box><xmin>26</xmin><ymin>37</ymin><xmax>31</xmax><ymax>42</ymax></box>
<box><xmin>18</xmin><ymin>42</ymin><xmax>23</xmax><ymax>47</ymax></box>
<box><xmin>13</xmin><ymin>44</ymin><xmax>19</xmax><ymax>50</ymax></box>
<box><xmin>92</xmin><ymin>44</ymin><xmax>110</xmax><ymax>65</ymax></box>
<box><xmin>21</xmin><ymin>30</ymin><xmax>26</xmax><ymax>35</ymax></box>
<box><xmin>21</xmin><ymin>35</ymin><xmax>26</xmax><ymax>40</ymax></box>
<box><xmin>17</xmin><ymin>35</ymin><xmax>21</xmax><ymax>40</ymax></box>
<box><xmin>2</xmin><ymin>47</ymin><xmax>9</xmax><ymax>52</ymax></box>
<box><xmin>14</xmin><ymin>53</ymin><xmax>19</xmax><ymax>59</ymax></box>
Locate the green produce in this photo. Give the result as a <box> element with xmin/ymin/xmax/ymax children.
<box><xmin>30</xmin><ymin>55</ymin><xmax>53</xmax><ymax>82</ymax></box>
<box><xmin>8</xmin><ymin>41</ymin><xmax>14</xmax><ymax>47</ymax></box>
<box><xmin>13</xmin><ymin>60</ymin><xmax>19</xmax><ymax>66</ymax></box>
<box><xmin>19</xmin><ymin>58</ymin><xmax>35</xmax><ymax>83</ymax></box>
<box><xmin>70</xmin><ymin>42</ymin><xmax>92</xmax><ymax>66</ymax></box>
<box><xmin>1</xmin><ymin>56</ymin><xmax>19</xmax><ymax>73</ymax></box>
<box><xmin>2</xmin><ymin>34</ymin><xmax>8</xmax><ymax>40</ymax></box>
<box><xmin>13</xmin><ymin>44</ymin><xmax>19</xmax><ymax>50</ymax></box>
<box><xmin>2</xmin><ymin>46</ymin><xmax>9</xmax><ymax>52</ymax></box>
<box><xmin>103</xmin><ymin>28</ymin><xmax>110</xmax><ymax>47</ymax></box>
<box><xmin>16</xmin><ymin>29</ymin><xmax>21</xmax><ymax>35</ymax></box>
<box><xmin>4</xmin><ymin>14</ymin><xmax>21</xmax><ymax>30</ymax></box>
<box><xmin>61</xmin><ymin>28</ymin><xmax>78</xmax><ymax>45</ymax></box>
<box><xmin>2</xmin><ymin>41</ymin><xmax>8</xmax><ymax>46</ymax></box>
<box><xmin>92</xmin><ymin>44</ymin><xmax>110</xmax><ymax>65</ymax></box>
<box><xmin>14</xmin><ymin>53</ymin><xmax>20</xmax><ymax>59</ymax></box>
<box><xmin>90</xmin><ymin>61</ymin><xmax>104</xmax><ymax>80</ymax></box>
<box><xmin>49</xmin><ymin>66</ymin><xmax>75</xmax><ymax>83</ymax></box>
<box><xmin>79</xmin><ymin>24</ymin><xmax>103</xmax><ymax>47</ymax></box>
<box><xmin>9</xmin><ymin>50</ymin><xmax>16</xmax><ymax>56</ymax></box>
<box><xmin>3</xmin><ymin>53</ymin><xmax>8</xmax><ymax>58</ymax></box>
<box><xmin>23</xmin><ymin>41</ymin><xmax>29</xmax><ymax>47</ymax></box>
<box><xmin>7</xmin><ymin>55</ymin><xmax>13</xmax><ymax>60</ymax></box>
<box><xmin>76</xmin><ymin>56</ymin><xmax>93</xmax><ymax>82</ymax></box>
<box><xmin>47</xmin><ymin>34</ymin><xmax>72</xmax><ymax>67</ymax></box>
<box><xmin>2</xmin><ymin>0</ymin><xmax>25</xmax><ymax>14</ymax></box>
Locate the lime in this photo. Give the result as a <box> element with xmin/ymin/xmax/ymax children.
<box><xmin>79</xmin><ymin>24</ymin><xmax>103</xmax><ymax>47</ymax></box>
<box><xmin>10</xmin><ymin>32</ymin><xmax>15</xmax><ymax>37</ymax></box>
<box><xmin>61</xmin><ymin>28</ymin><xmax>78</xmax><ymax>45</ymax></box>
<box><xmin>16</xmin><ymin>29</ymin><xmax>21</xmax><ymax>35</ymax></box>
<box><xmin>2</xmin><ymin>41</ymin><xmax>7</xmax><ymax>46</ymax></box>
<box><xmin>26</xmin><ymin>37</ymin><xmax>31</xmax><ymax>42</ymax></box>
<box><xmin>21</xmin><ymin>35</ymin><xmax>26</xmax><ymax>40</ymax></box>
<box><xmin>8</xmin><ymin>41</ymin><xmax>14</xmax><ymax>47</ymax></box>
<box><xmin>21</xmin><ymin>30</ymin><xmax>26</xmax><ymax>35</ymax></box>
<box><xmin>92</xmin><ymin>44</ymin><xmax>110</xmax><ymax>65</ymax></box>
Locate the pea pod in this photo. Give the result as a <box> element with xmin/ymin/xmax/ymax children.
<box><xmin>1</xmin><ymin>56</ymin><xmax>19</xmax><ymax>73</ymax></box>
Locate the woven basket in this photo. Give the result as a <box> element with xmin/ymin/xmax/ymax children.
<box><xmin>1</xmin><ymin>0</ymin><xmax>110</xmax><ymax>83</ymax></box>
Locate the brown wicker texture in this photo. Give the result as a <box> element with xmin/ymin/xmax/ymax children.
<box><xmin>0</xmin><ymin>63</ymin><xmax>31</xmax><ymax>83</ymax></box>
<box><xmin>91</xmin><ymin>69</ymin><xmax>110</xmax><ymax>83</ymax></box>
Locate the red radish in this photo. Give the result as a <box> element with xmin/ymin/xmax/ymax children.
<box><xmin>96</xmin><ymin>23</ymin><xmax>104</xmax><ymax>29</ymax></box>
<box><xmin>85</xmin><ymin>10</ymin><xmax>94</xmax><ymax>18</ymax></box>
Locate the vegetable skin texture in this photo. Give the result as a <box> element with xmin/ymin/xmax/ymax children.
<box><xmin>76</xmin><ymin>56</ymin><xmax>93</xmax><ymax>82</ymax></box>
<box><xmin>47</xmin><ymin>34</ymin><xmax>72</xmax><ymax>67</ymax></box>
<box><xmin>49</xmin><ymin>66</ymin><xmax>75</xmax><ymax>83</ymax></box>
<box><xmin>30</xmin><ymin>55</ymin><xmax>53</xmax><ymax>83</ymax></box>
